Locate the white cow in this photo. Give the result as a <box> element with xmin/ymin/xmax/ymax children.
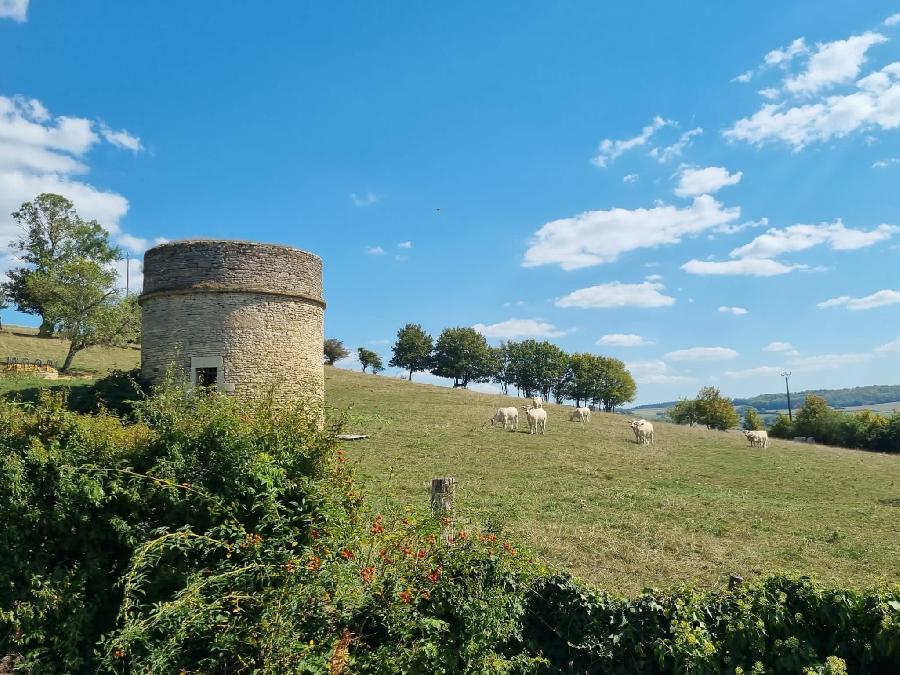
<box><xmin>522</xmin><ymin>405</ymin><xmax>548</xmax><ymax>435</ymax></box>
<box><xmin>490</xmin><ymin>406</ymin><xmax>519</xmax><ymax>431</ymax></box>
<box><xmin>743</xmin><ymin>430</ymin><xmax>768</xmax><ymax>448</ymax></box>
<box><xmin>630</xmin><ymin>419</ymin><xmax>654</xmax><ymax>445</ymax></box>
<box><xmin>570</xmin><ymin>407</ymin><xmax>591</xmax><ymax>423</ymax></box>
<box><xmin>530</xmin><ymin>396</ymin><xmax>543</xmax><ymax>409</ymax></box>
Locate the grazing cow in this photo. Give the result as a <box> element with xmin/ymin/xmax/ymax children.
<box><xmin>570</xmin><ymin>407</ymin><xmax>591</xmax><ymax>423</ymax></box>
<box><xmin>522</xmin><ymin>405</ymin><xmax>548</xmax><ymax>435</ymax></box>
<box><xmin>743</xmin><ymin>430</ymin><xmax>768</xmax><ymax>448</ymax></box>
<box><xmin>530</xmin><ymin>396</ymin><xmax>544</xmax><ymax>409</ymax></box>
<box><xmin>630</xmin><ymin>419</ymin><xmax>654</xmax><ymax>445</ymax></box>
<box><xmin>490</xmin><ymin>406</ymin><xmax>519</xmax><ymax>431</ymax></box>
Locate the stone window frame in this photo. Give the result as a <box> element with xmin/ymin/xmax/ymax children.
<box><xmin>189</xmin><ymin>356</ymin><xmax>235</xmax><ymax>393</ymax></box>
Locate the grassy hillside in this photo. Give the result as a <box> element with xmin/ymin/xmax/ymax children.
<box><xmin>326</xmin><ymin>367</ymin><xmax>900</xmax><ymax>594</ymax></box>
<box><xmin>0</xmin><ymin>325</ymin><xmax>139</xmax><ymax>394</ymax></box>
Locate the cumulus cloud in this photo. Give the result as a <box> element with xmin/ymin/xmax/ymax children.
<box><xmin>875</xmin><ymin>336</ymin><xmax>900</xmax><ymax>352</ymax></box>
<box><xmin>759</xmin><ymin>88</ymin><xmax>781</xmax><ymax>100</ymax></box>
<box><xmin>0</xmin><ymin>95</ymin><xmax>147</xmax><ymax>266</ymax></box>
<box><xmin>364</xmin><ymin>246</ymin><xmax>385</xmax><ymax>256</ymax></box>
<box><xmin>684</xmin><ymin>220</ymin><xmax>897</xmax><ymax>276</ymax></box>
<box><xmin>887</xmin><ymin>13</ymin><xmax>900</xmax><ymax>27</ymax></box>
<box><xmin>597</xmin><ymin>333</ymin><xmax>654</xmax><ymax>347</ymax></box>
<box><xmin>351</xmin><ymin>191</ymin><xmax>380</xmax><ymax>207</ymax></box>
<box><xmin>817</xmin><ymin>289</ymin><xmax>900</xmax><ymax>310</ymax></box>
<box><xmin>731</xmin><ymin>221</ymin><xmax>899</xmax><ymax>258</ymax></box>
<box><xmin>472</xmin><ymin>318</ymin><xmax>569</xmax><ymax>339</ymax></box>
<box><xmin>681</xmin><ymin>258</ymin><xmax>806</xmax><ymax>276</ymax></box>
<box><xmin>674</xmin><ymin>166</ymin><xmax>742</xmax><ymax>197</ymax></box>
<box><xmin>555</xmin><ymin>281</ymin><xmax>676</xmax><ymax>309</ymax></box>
<box><xmin>0</xmin><ymin>0</ymin><xmax>28</xmax><ymax>21</ymax></box>
<box><xmin>725</xmin><ymin>60</ymin><xmax>900</xmax><ymax>149</ymax></box>
<box><xmin>523</xmin><ymin>195</ymin><xmax>740</xmax><ymax>271</ymax></box>
<box><xmin>665</xmin><ymin>346</ymin><xmax>739</xmax><ymax>361</ymax></box>
<box><xmin>649</xmin><ymin>127</ymin><xmax>703</xmax><ymax>163</ymax></box>
<box><xmin>623</xmin><ymin>173</ymin><xmax>639</xmax><ymax>184</ymax></box>
<box><xmin>626</xmin><ymin>359</ymin><xmax>693</xmax><ymax>385</ymax></box>
<box><xmin>873</xmin><ymin>157</ymin><xmax>900</xmax><ymax>168</ymax></box>
<box><xmin>784</xmin><ymin>33</ymin><xmax>887</xmax><ymax>96</ymax></box>
<box><xmin>718</xmin><ymin>306</ymin><xmax>749</xmax><ymax>315</ymax></box>
<box><xmin>764</xmin><ymin>341</ymin><xmax>799</xmax><ymax>354</ymax></box>
<box><xmin>99</xmin><ymin>123</ymin><xmax>143</xmax><ymax>152</ymax></box>
<box><xmin>766</xmin><ymin>38</ymin><xmax>809</xmax><ymax>67</ymax></box>
<box><xmin>591</xmin><ymin>116</ymin><xmax>673</xmax><ymax>167</ymax></box>
<box><xmin>397</xmin><ymin>240</ymin><xmax>413</xmax><ymax>249</ymax></box>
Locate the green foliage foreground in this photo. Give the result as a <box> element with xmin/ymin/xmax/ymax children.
<box><xmin>1</xmin><ymin>390</ymin><xmax>898</xmax><ymax>673</ymax></box>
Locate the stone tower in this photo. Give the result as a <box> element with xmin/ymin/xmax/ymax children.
<box><xmin>139</xmin><ymin>239</ymin><xmax>325</xmax><ymax>403</ymax></box>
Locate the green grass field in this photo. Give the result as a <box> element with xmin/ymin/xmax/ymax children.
<box><xmin>325</xmin><ymin>367</ymin><xmax>900</xmax><ymax>594</ymax></box>
<box><xmin>1</xmin><ymin>325</ymin><xmax>139</xmax><ymax>397</ymax></box>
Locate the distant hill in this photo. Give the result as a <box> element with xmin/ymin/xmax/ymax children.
<box><xmin>633</xmin><ymin>384</ymin><xmax>900</xmax><ymax>413</ymax></box>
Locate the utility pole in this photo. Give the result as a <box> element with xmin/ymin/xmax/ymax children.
<box><xmin>781</xmin><ymin>370</ymin><xmax>793</xmax><ymax>422</ymax></box>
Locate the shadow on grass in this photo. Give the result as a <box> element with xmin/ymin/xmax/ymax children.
<box><xmin>1</xmin><ymin>368</ymin><xmax>147</xmax><ymax>418</ymax></box>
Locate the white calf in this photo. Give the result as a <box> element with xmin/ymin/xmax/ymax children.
<box><xmin>630</xmin><ymin>419</ymin><xmax>654</xmax><ymax>445</ymax></box>
<box><xmin>743</xmin><ymin>430</ymin><xmax>768</xmax><ymax>448</ymax></box>
<box><xmin>530</xmin><ymin>396</ymin><xmax>544</xmax><ymax>409</ymax></box>
<box><xmin>490</xmin><ymin>406</ymin><xmax>519</xmax><ymax>431</ymax></box>
<box><xmin>570</xmin><ymin>407</ymin><xmax>591</xmax><ymax>423</ymax></box>
<box><xmin>522</xmin><ymin>405</ymin><xmax>548</xmax><ymax>435</ymax></box>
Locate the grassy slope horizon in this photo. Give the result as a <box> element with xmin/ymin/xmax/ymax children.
<box><xmin>2</xmin><ymin>326</ymin><xmax>899</xmax><ymax>593</ymax></box>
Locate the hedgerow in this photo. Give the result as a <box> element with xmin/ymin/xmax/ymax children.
<box><xmin>0</xmin><ymin>387</ymin><xmax>898</xmax><ymax>673</ymax></box>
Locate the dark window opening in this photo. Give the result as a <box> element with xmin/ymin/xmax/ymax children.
<box><xmin>196</xmin><ymin>367</ymin><xmax>218</xmax><ymax>388</ymax></box>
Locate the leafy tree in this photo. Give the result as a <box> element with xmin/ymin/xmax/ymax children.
<box><xmin>593</xmin><ymin>357</ymin><xmax>637</xmax><ymax>412</ymax></box>
<box><xmin>357</xmin><ymin>347</ymin><xmax>381</xmax><ymax>373</ymax></box>
<box><xmin>323</xmin><ymin>338</ymin><xmax>350</xmax><ymax>365</ymax></box>
<box><xmin>3</xmin><ymin>193</ymin><xmax>121</xmax><ymax>337</ymax></box>
<box><xmin>695</xmin><ymin>386</ymin><xmax>740</xmax><ymax>430</ymax></box>
<box><xmin>794</xmin><ymin>395</ymin><xmax>842</xmax><ymax>445</ymax></box>
<box><xmin>566</xmin><ymin>353</ymin><xmax>600</xmax><ymax>407</ymax></box>
<box><xmin>389</xmin><ymin>323</ymin><xmax>433</xmax><ymax>380</ymax></box>
<box><xmin>0</xmin><ymin>286</ymin><xmax>7</xmax><ymax>331</ymax></box>
<box><xmin>431</xmin><ymin>327</ymin><xmax>493</xmax><ymax>388</ymax></box>
<box><xmin>28</xmin><ymin>259</ymin><xmax>133</xmax><ymax>373</ymax></box>
<box><xmin>742</xmin><ymin>407</ymin><xmax>766</xmax><ymax>431</ymax></box>
<box><xmin>490</xmin><ymin>343</ymin><xmax>513</xmax><ymax>395</ymax></box>
<box><xmin>768</xmin><ymin>413</ymin><xmax>794</xmax><ymax>439</ymax></box>
<box><xmin>505</xmin><ymin>340</ymin><xmax>569</xmax><ymax>400</ymax></box>
<box><xmin>667</xmin><ymin>399</ymin><xmax>701</xmax><ymax>426</ymax></box>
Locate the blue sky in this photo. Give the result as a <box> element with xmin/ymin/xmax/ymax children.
<box><xmin>1</xmin><ymin>1</ymin><xmax>899</xmax><ymax>404</ymax></box>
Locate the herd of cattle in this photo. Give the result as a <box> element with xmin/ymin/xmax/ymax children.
<box><xmin>490</xmin><ymin>398</ymin><xmax>773</xmax><ymax>448</ymax></box>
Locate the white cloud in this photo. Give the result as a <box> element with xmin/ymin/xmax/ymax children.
<box><xmin>644</xmin><ymin>273</ymin><xmax>664</xmax><ymax>282</ymax></box>
<box><xmin>650</xmin><ymin>127</ymin><xmax>702</xmax><ymax>163</ymax></box>
<box><xmin>732</xmin><ymin>71</ymin><xmax>753</xmax><ymax>84</ymax></box>
<box><xmin>665</xmin><ymin>346</ymin><xmax>739</xmax><ymax>361</ymax></box>
<box><xmin>626</xmin><ymin>359</ymin><xmax>694</xmax><ymax>385</ymax></box>
<box><xmin>99</xmin><ymin>124</ymin><xmax>143</xmax><ymax>152</ymax></box>
<box><xmin>713</xmin><ymin>216</ymin><xmax>769</xmax><ymax>236</ymax></box>
<box><xmin>765</xmin><ymin>37</ymin><xmax>809</xmax><ymax>67</ymax></box>
<box><xmin>397</xmin><ymin>240</ymin><xmax>413</xmax><ymax>249</ymax></box>
<box><xmin>591</xmin><ymin>116</ymin><xmax>673</xmax><ymax>167</ymax></box>
<box><xmin>873</xmin><ymin>157</ymin><xmax>900</xmax><ymax>168</ymax></box>
<box><xmin>875</xmin><ymin>336</ymin><xmax>900</xmax><ymax>352</ymax></box>
<box><xmin>364</xmin><ymin>246</ymin><xmax>385</xmax><ymax>256</ymax></box>
<box><xmin>764</xmin><ymin>341</ymin><xmax>798</xmax><ymax>354</ymax></box>
<box><xmin>0</xmin><ymin>0</ymin><xmax>28</xmax><ymax>21</ymax></box>
<box><xmin>789</xmin><ymin>352</ymin><xmax>872</xmax><ymax>370</ymax></box>
<box><xmin>759</xmin><ymin>88</ymin><xmax>781</xmax><ymax>100</ymax></box>
<box><xmin>681</xmin><ymin>258</ymin><xmax>806</xmax><ymax>276</ymax></box>
<box><xmin>785</xmin><ymin>33</ymin><xmax>886</xmax><ymax>96</ymax></box>
<box><xmin>730</xmin><ymin>221</ymin><xmax>899</xmax><ymax>259</ymax></box>
<box><xmin>817</xmin><ymin>289</ymin><xmax>900</xmax><ymax>310</ymax></box>
<box><xmin>887</xmin><ymin>13</ymin><xmax>900</xmax><ymax>27</ymax></box>
<box><xmin>0</xmin><ymin>94</ymin><xmax>147</xmax><ymax>268</ymax></box>
<box><xmin>725</xmin><ymin>60</ymin><xmax>900</xmax><ymax>149</ymax></box>
<box><xmin>725</xmin><ymin>365</ymin><xmax>785</xmax><ymax>378</ymax></box>
<box><xmin>555</xmin><ymin>281</ymin><xmax>676</xmax><ymax>309</ymax></box>
<box><xmin>718</xmin><ymin>306</ymin><xmax>749</xmax><ymax>315</ymax></box>
<box><xmin>523</xmin><ymin>195</ymin><xmax>740</xmax><ymax>271</ymax></box>
<box><xmin>674</xmin><ymin>166</ymin><xmax>742</xmax><ymax>197</ymax></box>
<box><xmin>351</xmin><ymin>191</ymin><xmax>380</xmax><ymax>207</ymax></box>
<box><xmin>472</xmin><ymin>318</ymin><xmax>569</xmax><ymax>339</ymax></box>
<box><xmin>623</xmin><ymin>173</ymin><xmax>639</xmax><ymax>184</ymax></box>
<box><xmin>597</xmin><ymin>333</ymin><xmax>654</xmax><ymax>347</ymax></box>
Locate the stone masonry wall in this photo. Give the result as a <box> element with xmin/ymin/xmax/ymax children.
<box><xmin>139</xmin><ymin>240</ymin><xmax>325</xmax><ymax>404</ymax></box>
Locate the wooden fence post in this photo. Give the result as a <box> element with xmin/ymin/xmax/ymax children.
<box><xmin>430</xmin><ymin>477</ymin><xmax>456</xmax><ymax>544</ymax></box>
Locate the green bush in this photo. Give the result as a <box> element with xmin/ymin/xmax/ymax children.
<box><xmin>1</xmin><ymin>388</ymin><xmax>898</xmax><ymax>673</ymax></box>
